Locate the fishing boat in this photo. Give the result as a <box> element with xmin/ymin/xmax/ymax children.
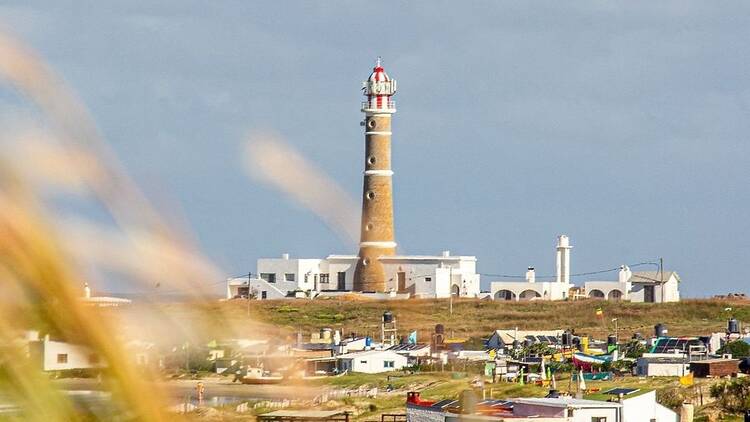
<box><xmin>238</xmin><ymin>367</ymin><xmax>284</xmax><ymax>385</ymax></box>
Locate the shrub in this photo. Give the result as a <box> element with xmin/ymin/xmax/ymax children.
<box><xmin>717</xmin><ymin>340</ymin><xmax>750</xmax><ymax>358</ymax></box>
<box><xmin>656</xmin><ymin>387</ymin><xmax>685</xmax><ymax>410</ymax></box>
<box><xmin>623</xmin><ymin>340</ymin><xmax>647</xmax><ymax>359</ymax></box>
<box><xmin>710</xmin><ymin>377</ymin><xmax>750</xmax><ymax>413</ymax></box>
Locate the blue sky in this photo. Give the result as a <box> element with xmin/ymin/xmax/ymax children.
<box><xmin>1</xmin><ymin>1</ymin><xmax>748</xmax><ymax>296</ymax></box>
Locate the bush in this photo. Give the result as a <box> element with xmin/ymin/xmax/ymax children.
<box><xmin>717</xmin><ymin>340</ymin><xmax>750</xmax><ymax>358</ymax></box>
<box><xmin>710</xmin><ymin>377</ymin><xmax>750</xmax><ymax>413</ymax></box>
<box><xmin>656</xmin><ymin>387</ymin><xmax>685</xmax><ymax>410</ymax></box>
<box><xmin>623</xmin><ymin>340</ymin><xmax>647</xmax><ymax>359</ymax></box>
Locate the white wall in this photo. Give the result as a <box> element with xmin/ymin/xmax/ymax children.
<box><xmin>231</xmin><ymin>254</ymin><xmax>481</xmax><ymax>299</ymax></box>
<box><xmin>490</xmin><ymin>281</ymin><xmax>571</xmax><ymax>301</ymax></box>
<box><xmin>512</xmin><ymin>402</ymin><xmax>618</xmax><ymax>421</ymax></box>
<box><xmin>340</xmin><ymin>351</ymin><xmax>407</xmax><ymax>374</ymax></box>
<box><xmin>584</xmin><ymin>281</ymin><xmax>630</xmax><ymax>301</ymax></box>
<box><xmin>325</xmin><ymin>257</ymin><xmax>358</xmax><ymax>290</ymax></box>
<box><xmin>622</xmin><ymin>391</ymin><xmax>678</xmax><ymax>422</ymax></box>
<box><xmin>636</xmin><ymin>360</ymin><xmax>689</xmax><ymax>377</ymax></box>
<box><xmin>31</xmin><ymin>339</ymin><xmax>106</xmax><ymax>371</ymax></box>
<box><xmin>629</xmin><ymin>274</ymin><xmax>680</xmax><ymax>303</ymax></box>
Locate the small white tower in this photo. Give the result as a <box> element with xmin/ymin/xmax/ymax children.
<box><xmin>526</xmin><ymin>267</ymin><xmax>536</xmax><ymax>283</ymax></box>
<box><xmin>555</xmin><ymin>235</ymin><xmax>572</xmax><ymax>284</ymax></box>
<box><xmin>618</xmin><ymin>265</ymin><xmax>632</xmax><ymax>283</ymax></box>
<box><xmin>84</xmin><ymin>282</ymin><xmax>91</xmax><ymax>299</ymax></box>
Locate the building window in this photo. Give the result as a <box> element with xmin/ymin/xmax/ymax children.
<box><xmin>261</xmin><ymin>291</ymin><xmax>267</xmax><ymax>299</ymax></box>
<box><xmin>284</xmin><ymin>273</ymin><xmax>295</xmax><ymax>282</ymax></box>
<box><xmin>360</xmin><ymin>360</ymin><xmax>367</xmax><ymax>364</ymax></box>
<box><xmin>591</xmin><ymin>418</ymin><xmax>607</xmax><ymax>422</ymax></box>
<box><xmin>384</xmin><ymin>360</ymin><xmax>395</xmax><ymax>368</ymax></box>
<box><xmin>57</xmin><ymin>354</ymin><xmax>68</xmax><ymax>364</ymax></box>
<box><xmin>320</xmin><ymin>274</ymin><xmax>330</xmax><ymax>284</ymax></box>
<box><xmin>425</xmin><ymin>277</ymin><xmax>432</xmax><ymax>282</ymax></box>
<box><xmin>260</xmin><ymin>273</ymin><xmax>276</xmax><ymax>283</ymax></box>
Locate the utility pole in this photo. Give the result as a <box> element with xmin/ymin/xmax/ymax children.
<box><xmin>659</xmin><ymin>258</ymin><xmax>664</xmax><ymax>302</ymax></box>
<box><xmin>185</xmin><ymin>342</ymin><xmax>190</xmax><ymax>373</ymax></box>
<box><xmin>612</xmin><ymin>318</ymin><xmax>619</xmax><ymax>350</ymax></box>
<box><xmin>449</xmin><ymin>266</ymin><xmax>453</xmax><ymax>316</ymax></box>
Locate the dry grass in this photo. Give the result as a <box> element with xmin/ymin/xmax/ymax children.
<box><xmin>0</xmin><ymin>30</ymin><xmax>263</xmax><ymax>420</ymax></box>
<box><xmin>153</xmin><ymin>297</ymin><xmax>750</xmax><ymax>342</ymax></box>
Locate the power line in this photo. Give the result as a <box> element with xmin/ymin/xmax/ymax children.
<box><xmin>480</xmin><ymin>260</ymin><xmax>660</xmax><ymax>280</ymax></box>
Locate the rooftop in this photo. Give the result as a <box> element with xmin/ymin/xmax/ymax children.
<box><xmin>513</xmin><ymin>397</ymin><xmax>621</xmax><ymax>408</ymax></box>
<box><xmin>629</xmin><ymin>271</ymin><xmax>680</xmax><ymax>284</ymax></box>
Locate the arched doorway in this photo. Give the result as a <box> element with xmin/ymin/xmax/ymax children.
<box><xmin>589</xmin><ymin>289</ymin><xmax>605</xmax><ymax>299</ymax></box>
<box><xmin>608</xmin><ymin>290</ymin><xmax>623</xmax><ymax>301</ymax></box>
<box><xmin>451</xmin><ymin>284</ymin><xmax>460</xmax><ymax>296</ymax></box>
<box><xmin>519</xmin><ymin>290</ymin><xmax>541</xmax><ymax>301</ymax></box>
<box><xmin>494</xmin><ymin>290</ymin><xmax>515</xmax><ymax>301</ymax></box>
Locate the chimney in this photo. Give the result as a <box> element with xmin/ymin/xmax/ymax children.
<box><xmin>282</xmin><ymin>253</ymin><xmax>290</xmax><ymax>260</ymax></box>
<box><xmin>618</xmin><ymin>265</ymin><xmax>632</xmax><ymax>283</ymax></box>
<box><xmin>526</xmin><ymin>267</ymin><xmax>536</xmax><ymax>283</ymax></box>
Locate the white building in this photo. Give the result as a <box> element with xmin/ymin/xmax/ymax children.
<box><xmin>513</xmin><ymin>391</ymin><xmax>677</xmax><ymax>422</ymax></box>
<box><xmin>80</xmin><ymin>282</ymin><xmax>132</xmax><ymax>307</ymax></box>
<box><xmin>636</xmin><ymin>353</ymin><xmax>690</xmax><ymax>377</ymax></box>
<box><xmin>28</xmin><ymin>334</ymin><xmax>106</xmax><ymax>372</ymax></box>
<box><xmin>227</xmin><ymin>251</ymin><xmax>481</xmax><ymax>300</ymax></box>
<box><xmin>337</xmin><ymin>350</ymin><xmax>407</xmax><ymax>374</ymax></box>
<box><xmin>490</xmin><ymin>235</ymin><xmax>573</xmax><ymax>301</ymax></box>
<box><xmin>584</xmin><ymin>267</ymin><xmax>681</xmax><ymax>303</ymax></box>
<box><xmin>488</xmin><ymin>235</ymin><xmax>681</xmax><ymax>303</ymax></box>
<box><xmin>511</xmin><ymin>397</ymin><xmax>619</xmax><ymax>421</ymax></box>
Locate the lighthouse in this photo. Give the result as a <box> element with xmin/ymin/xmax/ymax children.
<box><xmin>353</xmin><ymin>58</ymin><xmax>398</xmax><ymax>292</ymax></box>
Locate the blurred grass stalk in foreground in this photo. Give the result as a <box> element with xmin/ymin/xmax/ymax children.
<box><xmin>0</xmin><ymin>29</ymin><xmax>228</xmax><ymax>420</ymax></box>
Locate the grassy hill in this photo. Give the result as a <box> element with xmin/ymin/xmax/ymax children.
<box><xmin>138</xmin><ymin>298</ymin><xmax>750</xmax><ymax>344</ymax></box>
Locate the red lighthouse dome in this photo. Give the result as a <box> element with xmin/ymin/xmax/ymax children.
<box><xmin>362</xmin><ymin>57</ymin><xmax>397</xmax><ymax>113</ymax></box>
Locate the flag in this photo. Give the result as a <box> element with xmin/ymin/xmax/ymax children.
<box><xmin>595</xmin><ymin>307</ymin><xmax>603</xmax><ymax>318</ymax></box>
<box><xmin>539</xmin><ymin>359</ymin><xmax>546</xmax><ymax>381</ymax></box>
<box><xmin>679</xmin><ymin>373</ymin><xmax>694</xmax><ymax>386</ymax></box>
<box><xmin>407</xmin><ymin>331</ymin><xmax>417</xmax><ymax>345</ymax></box>
<box><xmin>578</xmin><ymin>369</ymin><xmax>586</xmax><ymax>391</ymax></box>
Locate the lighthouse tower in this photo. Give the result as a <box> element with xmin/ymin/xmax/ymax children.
<box><xmin>353</xmin><ymin>58</ymin><xmax>398</xmax><ymax>292</ymax></box>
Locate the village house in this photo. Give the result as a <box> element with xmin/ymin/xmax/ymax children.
<box><xmin>406</xmin><ymin>388</ymin><xmax>678</xmax><ymax>422</ymax></box>
<box><xmin>27</xmin><ymin>333</ymin><xmax>106</xmax><ymax>373</ymax></box>
<box><xmin>337</xmin><ymin>350</ymin><xmax>408</xmax><ymax>374</ymax></box>
<box><xmin>584</xmin><ymin>267</ymin><xmax>681</xmax><ymax>303</ymax></box>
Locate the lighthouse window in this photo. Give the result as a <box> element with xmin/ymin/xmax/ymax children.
<box><xmin>367</xmin><ymin>119</ymin><xmax>377</xmax><ymax>129</ymax></box>
<box><xmin>367</xmin><ymin>156</ymin><xmax>376</xmax><ymax>165</ymax></box>
<box><xmin>363</xmin><ymin>258</ymin><xmax>370</xmax><ymax>266</ymax></box>
<box><xmin>365</xmin><ymin>223</ymin><xmax>374</xmax><ymax>231</ymax></box>
<box><xmin>366</xmin><ymin>191</ymin><xmax>375</xmax><ymax>200</ymax></box>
